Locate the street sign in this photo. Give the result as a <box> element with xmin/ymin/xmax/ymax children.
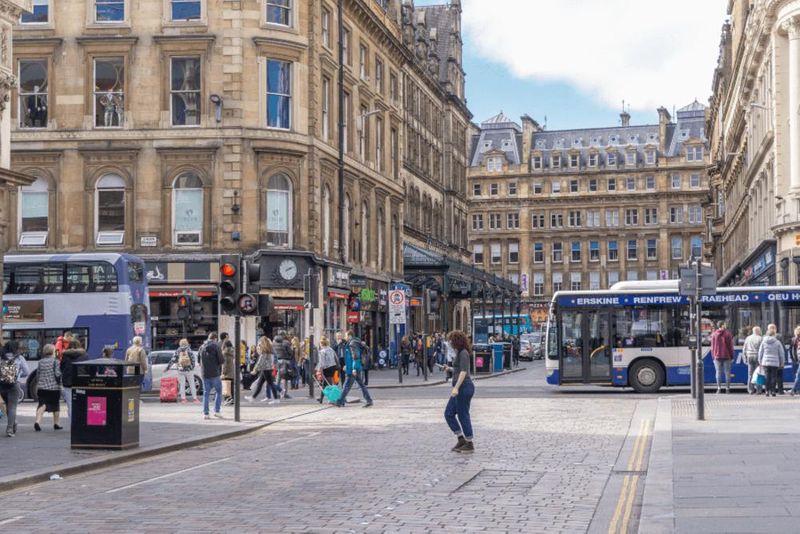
<box><xmin>679</xmin><ymin>264</ymin><xmax>717</xmax><ymax>297</ymax></box>
<box><xmin>390</xmin><ymin>312</ymin><xmax>406</xmax><ymax>325</ymax></box>
<box><xmin>389</xmin><ymin>289</ymin><xmax>406</xmax><ymax>325</ymax></box>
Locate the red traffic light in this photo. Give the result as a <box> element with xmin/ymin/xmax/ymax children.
<box><xmin>220</xmin><ymin>263</ymin><xmax>237</xmax><ymax>277</ymax></box>
<box><xmin>177</xmin><ymin>295</ymin><xmax>189</xmax><ymax>307</ymax></box>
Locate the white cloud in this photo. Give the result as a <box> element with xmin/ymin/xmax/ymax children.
<box><xmin>461</xmin><ymin>0</ymin><xmax>728</xmax><ymax>111</ymax></box>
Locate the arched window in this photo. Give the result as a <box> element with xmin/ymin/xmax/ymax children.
<box><xmin>322</xmin><ymin>185</ymin><xmax>331</xmax><ymax>256</ymax></box>
<box><xmin>377</xmin><ymin>208</ymin><xmax>384</xmax><ymax>271</ymax></box>
<box><xmin>266</xmin><ymin>173</ymin><xmax>292</xmax><ymax>247</ymax></box>
<box><xmin>173</xmin><ymin>172</ymin><xmax>203</xmax><ymax>245</ymax></box>
<box><xmin>95</xmin><ymin>173</ymin><xmax>126</xmax><ymax>245</ymax></box>
<box><xmin>361</xmin><ymin>201</ymin><xmax>369</xmax><ymax>266</ymax></box>
<box><xmin>343</xmin><ymin>193</ymin><xmax>351</xmax><ymax>262</ymax></box>
<box><xmin>18</xmin><ymin>176</ymin><xmax>49</xmax><ymax>247</ymax></box>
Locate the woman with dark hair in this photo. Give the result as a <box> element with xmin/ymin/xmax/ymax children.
<box><xmin>442</xmin><ymin>330</ymin><xmax>475</xmax><ymax>453</ymax></box>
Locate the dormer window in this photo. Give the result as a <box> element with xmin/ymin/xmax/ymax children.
<box><xmin>552</xmin><ymin>154</ymin><xmax>561</xmax><ymax>168</ymax></box>
<box><xmin>607</xmin><ymin>152</ymin><xmax>617</xmax><ymax>166</ymax></box>
<box><xmin>532</xmin><ymin>155</ymin><xmax>542</xmax><ymax>170</ymax></box>
<box><xmin>502</xmin><ymin>139</ymin><xmax>512</xmax><ymax>150</ymax></box>
<box><xmin>625</xmin><ymin>151</ymin><xmax>636</xmax><ymax>166</ymax></box>
<box><xmin>588</xmin><ymin>153</ymin><xmax>598</xmax><ymax>167</ymax></box>
<box><xmin>569</xmin><ymin>154</ymin><xmax>579</xmax><ymax>168</ymax></box>
<box><xmin>482</xmin><ymin>141</ymin><xmax>492</xmax><ymax>151</ymax></box>
<box><xmin>486</xmin><ymin>157</ymin><xmax>503</xmax><ymax>172</ymax></box>
<box><xmin>687</xmin><ymin>146</ymin><xmax>703</xmax><ymax>161</ymax></box>
<box><xmin>645</xmin><ymin>150</ymin><xmax>656</xmax><ymax>165</ymax></box>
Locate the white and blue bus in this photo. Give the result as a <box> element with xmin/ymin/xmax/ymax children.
<box><xmin>545</xmin><ymin>281</ymin><xmax>800</xmax><ymax>393</ymax></box>
<box><xmin>472</xmin><ymin>313</ymin><xmax>534</xmax><ymax>343</ymax></box>
<box><xmin>2</xmin><ymin>253</ymin><xmax>150</xmax><ymax>399</ymax></box>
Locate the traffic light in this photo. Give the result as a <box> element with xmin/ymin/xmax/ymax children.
<box><xmin>177</xmin><ymin>294</ymin><xmax>191</xmax><ymax>321</ymax></box>
<box><xmin>191</xmin><ymin>298</ymin><xmax>204</xmax><ymax>328</ymax></box>
<box><xmin>219</xmin><ymin>255</ymin><xmax>241</xmax><ymax>316</ymax></box>
<box><xmin>427</xmin><ymin>289</ymin><xmax>440</xmax><ymax>315</ymax></box>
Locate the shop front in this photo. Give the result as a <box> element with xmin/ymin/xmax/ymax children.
<box><xmin>324</xmin><ymin>265</ymin><xmax>351</xmax><ymax>340</ymax></box>
<box><xmin>346</xmin><ymin>273</ymin><xmax>390</xmax><ymax>353</ymax></box>
<box><xmin>720</xmin><ymin>240</ymin><xmax>777</xmax><ymax>287</ymax></box>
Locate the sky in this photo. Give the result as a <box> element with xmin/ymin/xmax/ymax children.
<box><xmin>415</xmin><ymin>0</ymin><xmax>729</xmax><ymax>130</ymax></box>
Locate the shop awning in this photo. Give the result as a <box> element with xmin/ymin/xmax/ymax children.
<box><xmin>328</xmin><ymin>289</ymin><xmax>350</xmax><ymax>299</ymax></box>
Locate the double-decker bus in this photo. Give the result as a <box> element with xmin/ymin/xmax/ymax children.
<box><xmin>472</xmin><ymin>314</ymin><xmax>534</xmax><ymax>343</ymax></box>
<box><xmin>545</xmin><ymin>281</ymin><xmax>800</xmax><ymax>393</ymax></box>
<box><xmin>2</xmin><ymin>253</ymin><xmax>150</xmax><ymax>399</ymax></box>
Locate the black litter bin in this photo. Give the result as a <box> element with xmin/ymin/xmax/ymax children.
<box><xmin>501</xmin><ymin>342</ymin><xmax>513</xmax><ymax>370</ymax></box>
<box><xmin>473</xmin><ymin>343</ymin><xmax>492</xmax><ymax>374</ymax></box>
<box><xmin>71</xmin><ymin>359</ymin><xmax>142</xmax><ymax>450</ymax></box>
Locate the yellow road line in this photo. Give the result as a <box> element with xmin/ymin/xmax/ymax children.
<box><xmin>608</xmin><ymin>419</ymin><xmax>652</xmax><ymax>534</ymax></box>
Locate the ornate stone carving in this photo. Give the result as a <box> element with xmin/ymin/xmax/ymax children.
<box><xmin>0</xmin><ymin>70</ymin><xmax>15</xmax><ymax>112</ymax></box>
<box><xmin>781</xmin><ymin>16</ymin><xmax>800</xmax><ymax>39</ymax></box>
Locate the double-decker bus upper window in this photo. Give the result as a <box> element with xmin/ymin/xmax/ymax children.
<box><xmin>13</xmin><ymin>264</ymin><xmax>41</xmax><ymax>294</ymax></box>
<box><xmin>66</xmin><ymin>263</ymin><xmax>90</xmax><ymax>293</ymax></box>
<box><xmin>128</xmin><ymin>262</ymin><xmax>143</xmax><ymax>283</ymax></box>
<box><xmin>91</xmin><ymin>262</ymin><xmax>118</xmax><ymax>292</ymax></box>
<box><xmin>42</xmin><ymin>263</ymin><xmax>63</xmax><ymax>293</ymax></box>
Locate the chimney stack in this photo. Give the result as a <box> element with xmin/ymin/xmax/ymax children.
<box><xmin>657</xmin><ymin>107</ymin><xmax>672</xmax><ymax>152</ymax></box>
<box><xmin>620</xmin><ymin>110</ymin><xmax>631</xmax><ymax>128</ymax></box>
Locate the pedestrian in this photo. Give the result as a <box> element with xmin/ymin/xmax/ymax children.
<box><xmin>34</xmin><ymin>344</ymin><xmax>62</xmax><ymax>432</ymax></box>
<box><xmin>511</xmin><ymin>335</ymin><xmax>521</xmax><ymax>367</ymax></box>
<box><xmin>759</xmin><ymin>324</ymin><xmax>785</xmax><ymax>397</ymax></box>
<box><xmin>0</xmin><ymin>340</ymin><xmax>29</xmax><ymax>437</ymax></box>
<box><xmin>167</xmin><ymin>338</ymin><xmax>199</xmax><ymax>404</ymax></box>
<box><xmin>125</xmin><ymin>336</ymin><xmax>148</xmax><ymax>383</ymax></box>
<box><xmin>361</xmin><ymin>341</ymin><xmax>372</xmax><ymax>386</ymax></box>
<box><xmin>337</xmin><ymin>330</ymin><xmax>373</xmax><ymax>408</ymax></box>
<box><xmin>743</xmin><ymin>326</ymin><xmax>764</xmax><ymax>395</ymax></box>
<box><xmin>60</xmin><ymin>338</ymin><xmax>87</xmax><ymax>419</ymax></box>
<box><xmin>334</xmin><ymin>332</ymin><xmax>347</xmax><ymax>383</ymax></box>
<box><xmin>198</xmin><ymin>333</ymin><xmax>225</xmax><ymax>419</ymax></box>
<box><xmin>442</xmin><ymin>330</ymin><xmax>475</xmax><ymax>453</ymax></box>
<box><xmin>291</xmin><ymin>336</ymin><xmax>302</xmax><ymax>389</ymax></box>
<box><xmin>246</xmin><ymin>337</ymin><xmax>281</xmax><ymax>404</ymax></box>
<box><xmin>791</xmin><ymin>326</ymin><xmax>800</xmax><ymax>396</ymax></box>
<box><xmin>220</xmin><ymin>333</ymin><xmax>235</xmax><ymax>406</ymax></box>
<box><xmin>710</xmin><ymin>321</ymin><xmax>734</xmax><ymax>393</ymax></box>
<box><xmin>316</xmin><ymin>336</ymin><xmax>340</xmax><ymax>404</ymax></box>
<box><xmin>400</xmin><ymin>336</ymin><xmax>412</xmax><ymax>375</ymax></box>
<box><xmin>414</xmin><ymin>335</ymin><xmax>424</xmax><ymax>376</ymax></box>
<box><xmin>273</xmin><ymin>330</ymin><xmax>293</xmax><ymax>399</ymax></box>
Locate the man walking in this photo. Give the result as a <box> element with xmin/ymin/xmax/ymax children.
<box><xmin>199</xmin><ymin>333</ymin><xmax>225</xmax><ymax>419</ymax></box>
<box><xmin>710</xmin><ymin>321</ymin><xmax>734</xmax><ymax>394</ymax></box>
<box><xmin>337</xmin><ymin>331</ymin><xmax>373</xmax><ymax>408</ymax></box>
<box><xmin>743</xmin><ymin>326</ymin><xmax>764</xmax><ymax>395</ymax></box>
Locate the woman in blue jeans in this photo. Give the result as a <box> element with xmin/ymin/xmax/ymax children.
<box><xmin>443</xmin><ymin>330</ymin><xmax>474</xmax><ymax>453</ymax></box>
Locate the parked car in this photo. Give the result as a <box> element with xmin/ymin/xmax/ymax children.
<box><xmin>519</xmin><ymin>333</ymin><xmax>543</xmax><ymax>361</ymax></box>
<box><xmin>148</xmin><ymin>350</ymin><xmax>203</xmax><ymax>396</ymax></box>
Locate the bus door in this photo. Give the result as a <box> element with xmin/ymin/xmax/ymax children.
<box><xmin>560</xmin><ymin>309</ymin><xmax>612</xmax><ymax>383</ymax></box>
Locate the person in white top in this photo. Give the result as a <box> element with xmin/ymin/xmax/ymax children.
<box><xmin>743</xmin><ymin>326</ymin><xmax>763</xmax><ymax>395</ymax></box>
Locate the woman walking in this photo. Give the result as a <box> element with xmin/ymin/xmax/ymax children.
<box><xmin>246</xmin><ymin>337</ymin><xmax>280</xmax><ymax>404</ymax></box>
<box><xmin>0</xmin><ymin>340</ymin><xmax>29</xmax><ymax>437</ymax></box>
<box><xmin>34</xmin><ymin>344</ymin><xmax>62</xmax><ymax>432</ymax></box>
<box><xmin>759</xmin><ymin>324</ymin><xmax>785</xmax><ymax>397</ymax></box>
<box><xmin>400</xmin><ymin>336</ymin><xmax>412</xmax><ymax>376</ymax></box>
<box><xmin>743</xmin><ymin>326</ymin><xmax>764</xmax><ymax>395</ymax></box>
<box><xmin>442</xmin><ymin>330</ymin><xmax>475</xmax><ymax>453</ymax></box>
<box><xmin>315</xmin><ymin>336</ymin><xmax>340</xmax><ymax>404</ymax></box>
<box><xmin>168</xmin><ymin>339</ymin><xmax>199</xmax><ymax>404</ymax></box>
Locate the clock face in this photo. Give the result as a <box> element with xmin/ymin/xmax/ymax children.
<box><xmin>279</xmin><ymin>259</ymin><xmax>298</xmax><ymax>281</ymax></box>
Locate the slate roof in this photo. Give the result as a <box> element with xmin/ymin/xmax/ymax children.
<box><xmin>470</xmin><ymin>113</ymin><xmax>524</xmax><ymax>167</ymax></box>
<box><xmin>417</xmin><ymin>3</ymin><xmax>460</xmax><ymax>87</ymax></box>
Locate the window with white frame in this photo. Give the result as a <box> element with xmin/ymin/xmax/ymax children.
<box><xmin>690</xmin><ymin>174</ymin><xmax>701</xmax><ymax>188</ymax></box>
<box><xmin>18</xmin><ymin>177</ymin><xmax>49</xmax><ymax>247</ymax></box>
<box><xmin>533</xmin><ymin>182</ymin><xmax>542</xmax><ymax>194</ymax></box>
<box><xmin>490</xmin><ymin>183</ymin><xmax>499</xmax><ymax>195</ymax></box>
<box><xmin>342</xmin><ymin>92</ymin><xmax>350</xmax><ymax>152</ymax></box>
<box><xmin>569</xmin><ymin>179</ymin><xmax>578</xmax><ymax>193</ymax></box>
<box><xmin>607</xmin><ymin>177</ymin><xmax>616</xmax><ymax>191</ymax></box>
<box><xmin>18</xmin><ymin>59</ymin><xmax>48</xmax><ymax>129</ymax></box>
<box><xmin>551</xmin><ymin>180</ymin><xmax>561</xmax><ymax>194</ymax></box>
<box><xmin>358</xmin><ymin>105</ymin><xmax>368</xmax><ymax>160</ymax></box>
<box><xmin>533</xmin><ymin>242</ymin><xmax>544</xmax><ymax>263</ymax></box>
<box><xmin>607</xmin><ymin>152</ymin><xmax>617</xmax><ymax>166</ymax></box>
<box><xmin>646</xmin><ymin>238</ymin><xmax>657</xmax><ymax>260</ymax></box>
<box><xmin>589</xmin><ymin>271</ymin><xmax>600</xmax><ymax>290</ymax></box>
<box><xmin>266</xmin><ymin>0</ymin><xmax>292</xmax><ymax>26</ymax></box>
<box><xmin>552</xmin><ymin>154</ymin><xmax>561</xmax><ymax>168</ymax></box>
<box><xmin>391</xmin><ymin>127</ymin><xmax>399</xmax><ymax>178</ymax></box>
<box><xmin>322</xmin><ymin>77</ymin><xmax>330</xmax><ymax>140</ymax></box>
<box><xmin>267</xmin><ymin>59</ymin><xmax>292</xmax><ymax>129</ymax></box>
<box><xmin>552</xmin><ymin>242</ymin><xmax>563</xmax><ymax>263</ymax></box>
<box><xmin>95</xmin><ymin>174</ymin><xmax>126</xmax><ymax>245</ymax></box>
<box><xmin>589</xmin><ymin>179</ymin><xmax>597</xmax><ymax>192</ymax></box>
<box><xmin>686</xmin><ymin>145</ymin><xmax>703</xmax><ymax>161</ymax></box>
<box><xmin>508</xmin><ymin>242</ymin><xmax>519</xmax><ymax>264</ymax></box>
<box><xmin>173</xmin><ymin>172</ymin><xmax>203</xmax><ymax>245</ymax></box>
<box><xmin>570</xmin><ymin>272</ymin><xmax>581</xmax><ymax>291</ymax></box>
<box><xmin>671</xmin><ymin>236</ymin><xmax>683</xmax><ymax>260</ymax></box>
<box><xmin>688</xmin><ymin>205</ymin><xmax>703</xmax><ymax>224</ymax></box>
<box><xmin>626</xmin><ymin>176</ymin><xmax>636</xmax><ymax>190</ymax></box>
<box><xmin>507</xmin><ymin>213</ymin><xmax>519</xmax><ymax>229</ymax></box>
<box><xmin>359</xmin><ymin>44</ymin><xmax>368</xmax><ymax>79</ymax></box>
<box><xmin>533</xmin><ymin>155</ymin><xmax>542</xmax><ymax>170</ymax></box>
<box><xmin>553</xmin><ymin>272</ymin><xmax>563</xmax><ymax>292</ymax></box>
<box><xmin>646</xmin><ymin>270</ymin><xmax>658</xmax><ymax>281</ymax></box>
<box><xmin>342</xmin><ymin>28</ymin><xmax>350</xmax><ymax>64</ymax></box>
<box><xmin>586</xmin><ymin>209</ymin><xmax>600</xmax><ymax>227</ymax></box>
<box><xmin>626</xmin><ymin>151</ymin><xmax>636</xmax><ymax>166</ymax></box>
<box><xmin>627</xmin><ymin>239</ymin><xmax>637</xmax><ymax>260</ymax></box>
<box><xmin>170</xmin><ymin>57</ymin><xmax>201</xmax><ymax>126</ymax></box>
<box><xmin>608</xmin><ymin>271</ymin><xmax>619</xmax><ymax>286</ymax></box>
<box><xmin>569</xmin><ymin>153</ymin><xmax>579</xmax><ymax>168</ymax></box>
<box><xmin>472</xmin><ymin>183</ymin><xmax>481</xmax><ymax>196</ymax></box>
<box><xmin>472</xmin><ymin>214</ymin><xmax>483</xmax><ymax>230</ymax></box>
<box><xmin>489</xmin><ymin>213</ymin><xmax>502</xmax><ymax>230</ymax></box>
<box><xmin>376</xmin><ymin>116</ymin><xmax>384</xmax><ymax>171</ymax></box>
<box><xmin>671</xmin><ymin>174</ymin><xmax>681</xmax><ymax>189</ymax></box>
<box><xmin>377</xmin><ymin>208</ymin><xmax>384</xmax><ymax>270</ymax></box>
<box><xmin>669</xmin><ymin>206</ymin><xmax>684</xmax><ymax>224</ymax></box>
<box><xmin>589</xmin><ymin>153</ymin><xmax>598</xmax><ymax>167</ymax></box>
<box><xmin>487</xmin><ymin>157</ymin><xmax>502</xmax><ymax>172</ymax></box>
<box><xmin>571</xmin><ymin>241</ymin><xmax>581</xmax><ymax>262</ymax></box>
<box><xmin>691</xmin><ymin>236</ymin><xmax>703</xmax><ymax>258</ymax></box>
<box><xmin>625</xmin><ymin>208</ymin><xmax>638</xmax><ymax>226</ymax></box>
<box><xmin>94</xmin><ymin>57</ymin><xmax>124</xmax><ymax>128</ymax></box>
<box><xmin>645</xmin><ymin>150</ymin><xmax>656</xmax><ymax>164</ymax></box>
<box><xmin>509</xmin><ymin>273</ymin><xmax>519</xmax><ymax>285</ymax></box>
<box><xmin>605</xmin><ymin>209</ymin><xmax>619</xmax><ymax>227</ymax></box>
<box><xmin>568</xmin><ymin>210</ymin><xmax>581</xmax><ymax>227</ymax></box>
<box><xmin>266</xmin><ymin>174</ymin><xmax>292</xmax><ymax>247</ymax></box>
<box><xmin>608</xmin><ymin>240</ymin><xmax>618</xmax><ymax>261</ymax></box>
<box><xmin>321</xmin><ymin>7</ymin><xmax>331</xmax><ymax>47</ymax></box>
<box><xmin>531</xmin><ymin>212</ymin><xmax>544</xmax><ymax>228</ymax></box>
<box><xmin>171</xmin><ymin>0</ymin><xmax>201</xmax><ymax>21</ymax></box>
<box><xmin>508</xmin><ymin>182</ymin><xmax>517</xmax><ymax>195</ymax></box>
<box><xmin>644</xmin><ymin>207</ymin><xmax>658</xmax><ymax>225</ymax></box>
<box><xmin>21</xmin><ymin>0</ymin><xmax>49</xmax><ymax>24</ymax></box>
<box><xmin>490</xmin><ymin>243</ymin><xmax>501</xmax><ymax>264</ymax></box>
<box><xmin>375</xmin><ymin>58</ymin><xmax>383</xmax><ymax>93</ymax></box>
<box><xmin>361</xmin><ymin>201</ymin><xmax>369</xmax><ymax>265</ymax></box>
<box><xmin>551</xmin><ymin>212</ymin><xmax>563</xmax><ymax>228</ymax></box>
<box><xmin>627</xmin><ymin>270</ymin><xmax>639</xmax><ymax>281</ymax></box>
<box><xmin>95</xmin><ymin>0</ymin><xmax>125</xmax><ymax>22</ymax></box>
<box><xmin>473</xmin><ymin>244</ymin><xmax>484</xmax><ymax>264</ymax></box>
<box><xmin>533</xmin><ymin>273</ymin><xmax>544</xmax><ymax>296</ymax></box>
<box><xmin>645</xmin><ymin>175</ymin><xmax>655</xmax><ymax>190</ymax></box>
<box><xmin>589</xmin><ymin>241</ymin><xmax>599</xmax><ymax>261</ymax></box>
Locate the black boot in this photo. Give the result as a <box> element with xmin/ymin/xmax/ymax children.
<box><xmin>451</xmin><ymin>436</ymin><xmax>466</xmax><ymax>452</ymax></box>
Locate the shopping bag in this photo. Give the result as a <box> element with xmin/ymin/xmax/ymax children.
<box><xmin>751</xmin><ymin>366</ymin><xmax>766</xmax><ymax>386</ymax></box>
<box><xmin>160</xmin><ymin>376</ymin><xmax>179</xmax><ymax>402</ymax></box>
<box><xmin>222</xmin><ymin>378</ymin><xmax>232</xmax><ymax>397</ymax></box>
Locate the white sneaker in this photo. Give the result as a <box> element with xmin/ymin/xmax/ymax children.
<box><xmin>204</xmin><ymin>414</ymin><xmax>211</xmax><ymax>420</ymax></box>
<box><xmin>260</xmin><ymin>397</ymin><xmax>272</xmax><ymax>402</ymax></box>
<box><xmin>268</xmin><ymin>399</ymin><xmax>279</xmax><ymax>405</ymax></box>
<box><xmin>244</xmin><ymin>396</ymin><xmax>253</xmax><ymax>403</ymax></box>
<box><xmin>213</xmin><ymin>412</ymin><xmax>224</xmax><ymax>419</ymax></box>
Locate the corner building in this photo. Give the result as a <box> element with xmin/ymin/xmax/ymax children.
<box><xmin>468</xmin><ymin>106</ymin><xmax>709</xmax><ymax>325</ymax></box>
<box><xmin>8</xmin><ymin>0</ymin><xmax>477</xmax><ymax>350</ymax></box>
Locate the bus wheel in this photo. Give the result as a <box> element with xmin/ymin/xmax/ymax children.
<box><xmin>629</xmin><ymin>360</ymin><xmax>664</xmax><ymax>394</ymax></box>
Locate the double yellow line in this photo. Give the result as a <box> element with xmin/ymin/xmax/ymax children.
<box><xmin>608</xmin><ymin>419</ymin><xmax>652</xmax><ymax>534</ymax></box>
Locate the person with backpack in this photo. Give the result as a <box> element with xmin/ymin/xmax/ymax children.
<box><xmin>442</xmin><ymin>330</ymin><xmax>475</xmax><ymax>453</ymax></box>
<box><xmin>60</xmin><ymin>338</ymin><xmax>87</xmax><ymax>419</ymax></box>
<box><xmin>315</xmin><ymin>336</ymin><xmax>340</xmax><ymax>404</ymax></box>
<box><xmin>125</xmin><ymin>336</ymin><xmax>148</xmax><ymax>383</ymax></box>
<box><xmin>336</xmin><ymin>330</ymin><xmax>373</xmax><ymax>408</ymax></box>
<box><xmin>167</xmin><ymin>338</ymin><xmax>199</xmax><ymax>404</ymax></box>
<box><xmin>0</xmin><ymin>340</ymin><xmax>29</xmax><ymax>437</ymax></box>
<box><xmin>199</xmin><ymin>332</ymin><xmax>225</xmax><ymax>419</ymax></box>
<box><xmin>361</xmin><ymin>341</ymin><xmax>372</xmax><ymax>386</ymax></box>
<box><xmin>273</xmin><ymin>330</ymin><xmax>294</xmax><ymax>399</ymax></box>
<box><xmin>34</xmin><ymin>344</ymin><xmax>62</xmax><ymax>432</ymax></box>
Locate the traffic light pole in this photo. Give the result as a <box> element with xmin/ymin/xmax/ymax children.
<box><xmin>695</xmin><ymin>260</ymin><xmax>705</xmax><ymax>421</ymax></box>
<box><xmin>234</xmin><ymin>314</ymin><xmax>241</xmax><ymax>423</ymax></box>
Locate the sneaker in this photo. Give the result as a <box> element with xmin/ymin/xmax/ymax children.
<box><xmin>283</xmin><ymin>394</ymin><xmax>292</xmax><ymax>400</ymax></box>
<box><xmin>268</xmin><ymin>399</ymin><xmax>279</xmax><ymax>405</ymax></box>
<box><xmin>203</xmin><ymin>414</ymin><xmax>211</xmax><ymax>420</ymax></box>
<box><xmin>362</xmin><ymin>402</ymin><xmax>373</xmax><ymax>408</ymax></box>
<box><xmin>455</xmin><ymin>441</ymin><xmax>475</xmax><ymax>454</ymax></box>
<box><xmin>244</xmin><ymin>396</ymin><xmax>253</xmax><ymax>403</ymax></box>
<box><xmin>193</xmin><ymin>399</ymin><xmax>201</xmax><ymax>404</ymax></box>
<box><xmin>213</xmin><ymin>412</ymin><xmax>224</xmax><ymax>419</ymax></box>
<box><xmin>181</xmin><ymin>399</ymin><xmax>188</xmax><ymax>404</ymax></box>
<box><xmin>451</xmin><ymin>436</ymin><xmax>466</xmax><ymax>452</ymax></box>
<box><xmin>5</xmin><ymin>430</ymin><xmax>13</xmax><ymax>437</ymax></box>
<box><xmin>54</xmin><ymin>424</ymin><xmax>63</xmax><ymax>430</ymax></box>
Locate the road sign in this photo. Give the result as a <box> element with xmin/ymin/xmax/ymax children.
<box><xmin>390</xmin><ymin>311</ymin><xmax>406</xmax><ymax>325</ymax></box>
<box><xmin>679</xmin><ymin>264</ymin><xmax>717</xmax><ymax>297</ymax></box>
<box><xmin>389</xmin><ymin>289</ymin><xmax>406</xmax><ymax>325</ymax></box>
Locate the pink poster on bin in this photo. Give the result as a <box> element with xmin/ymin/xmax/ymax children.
<box><xmin>475</xmin><ymin>357</ymin><xmax>484</xmax><ymax>368</ymax></box>
<box><xmin>87</xmin><ymin>397</ymin><xmax>107</xmax><ymax>426</ymax></box>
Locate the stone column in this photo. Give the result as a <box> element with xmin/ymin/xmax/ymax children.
<box><xmin>783</xmin><ymin>17</ymin><xmax>800</xmax><ymax>192</ymax></box>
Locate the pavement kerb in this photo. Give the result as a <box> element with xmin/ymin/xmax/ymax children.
<box><xmin>637</xmin><ymin>396</ymin><xmax>674</xmax><ymax>534</ymax></box>
<box><xmin>0</xmin><ymin>405</ymin><xmax>330</xmax><ymax>494</ymax></box>
<box><xmin>369</xmin><ymin>367</ymin><xmax>526</xmax><ymax>389</ymax></box>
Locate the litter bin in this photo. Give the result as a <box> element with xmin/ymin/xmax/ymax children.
<box><xmin>473</xmin><ymin>343</ymin><xmax>493</xmax><ymax>374</ymax></box>
<box><xmin>501</xmin><ymin>342</ymin><xmax>513</xmax><ymax>370</ymax></box>
<box><xmin>490</xmin><ymin>343</ymin><xmax>504</xmax><ymax>372</ymax></box>
<box><xmin>71</xmin><ymin>358</ymin><xmax>142</xmax><ymax>450</ymax></box>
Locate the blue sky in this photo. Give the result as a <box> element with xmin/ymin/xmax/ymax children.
<box><xmin>416</xmin><ymin>0</ymin><xmax>729</xmax><ymax>130</ymax></box>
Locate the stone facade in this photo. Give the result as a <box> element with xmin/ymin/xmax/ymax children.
<box><xmin>468</xmin><ymin>107</ymin><xmax>709</xmax><ymax>324</ymax></box>
<box><xmin>7</xmin><ymin>0</ymin><xmax>470</xmax><ymax>348</ymax></box>
<box><xmin>707</xmin><ymin>0</ymin><xmax>800</xmax><ymax>287</ymax></box>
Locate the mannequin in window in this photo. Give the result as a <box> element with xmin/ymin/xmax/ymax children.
<box><xmin>99</xmin><ymin>93</ymin><xmax>115</xmax><ymax>126</ymax></box>
<box><xmin>179</xmin><ymin>62</ymin><xmax>199</xmax><ymax>124</ymax></box>
<box><xmin>25</xmin><ymin>86</ymin><xmax>47</xmax><ymax>127</ymax></box>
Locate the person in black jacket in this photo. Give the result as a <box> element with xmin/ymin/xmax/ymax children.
<box><xmin>199</xmin><ymin>333</ymin><xmax>225</xmax><ymax>419</ymax></box>
<box><xmin>60</xmin><ymin>339</ymin><xmax>87</xmax><ymax>420</ymax></box>
<box><xmin>273</xmin><ymin>330</ymin><xmax>293</xmax><ymax>399</ymax></box>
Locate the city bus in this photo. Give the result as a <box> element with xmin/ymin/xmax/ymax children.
<box><xmin>473</xmin><ymin>313</ymin><xmax>534</xmax><ymax>343</ymax></box>
<box><xmin>545</xmin><ymin>281</ymin><xmax>800</xmax><ymax>393</ymax></box>
<box><xmin>2</xmin><ymin>253</ymin><xmax>151</xmax><ymax>399</ymax></box>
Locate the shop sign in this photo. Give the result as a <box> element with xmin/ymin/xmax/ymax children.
<box><xmin>328</xmin><ymin>267</ymin><xmax>350</xmax><ymax>288</ymax></box>
<box><xmin>349</xmin><ymin>274</ymin><xmax>367</xmax><ymax>288</ymax></box>
<box><xmin>347</xmin><ymin>311</ymin><xmax>360</xmax><ymax>323</ymax></box>
<box><xmin>359</xmin><ymin>288</ymin><xmax>377</xmax><ymax>303</ymax></box>
<box><xmin>3</xmin><ymin>300</ymin><xmax>44</xmax><ymax>323</ymax></box>
<box><xmin>409</xmin><ymin>297</ymin><xmax>422</xmax><ymax>307</ymax></box>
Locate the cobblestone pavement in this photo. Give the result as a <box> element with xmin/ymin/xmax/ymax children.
<box><xmin>1</xmin><ymin>370</ymin><xmax>644</xmax><ymax>533</ymax></box>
